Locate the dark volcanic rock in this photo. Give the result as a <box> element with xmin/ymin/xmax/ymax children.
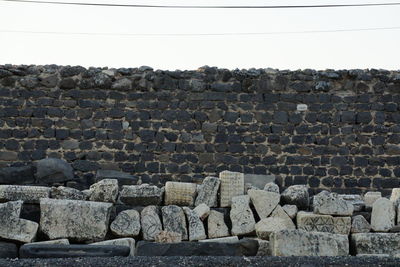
<box><xmin>95</xmin><ymin>170</ymin><xmax>138</xmax><ymax>186</ymax></box>
<box><xmin>0</xmin><ymin>165</ymin><xmax>35</xmax><ymax>185</ymax></box>
<box><xmin>35</xmin><ymin>158</ymin><xmax>74</xmax><ymax>184</ymax></box>
<box><xmin>0</xmin><ymin>242</ymin><xmax>18</xmax><ymax>258</ymax></box>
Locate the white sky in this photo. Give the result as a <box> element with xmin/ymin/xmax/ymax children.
<box><xmin>0</xmin><ymin>0</ymin><xmax>399</xmax><ymax>70</ymax></box>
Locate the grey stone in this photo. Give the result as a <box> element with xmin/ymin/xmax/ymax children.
<box><xmin>161</xmin><ymin>205</ymin><xmax>188</xmax><ymax>240</ymax></box>
<box><xmin>351</xmin><ymin>215</ymin><xmax>371</xmax><ymax>233</ymax></box>
<box><xmin>270</xmin><ymin>205</ymin><xmax>296</xmax><ymax>229</ymax></box>
<box><xmin>314</xmin><ymin>191</ymin><xmax>354</xmax><ymax>216</ymax></box>
<box><xmin>297</xmin><ymin>211</ymin><xmax>334</xmax><ymax>233</ymax></box>
<box><xmin>256</xmin><ymin>217</ymin><xmax>295</xmax><ymax>240</ymax></box>
<box><xmin>371</xmin><ymin>197</ymin><xmax>395</xmax><ymax>232</ymax></box>
<box><xmin>95</xmin><ymin>170</ymin><xmax>138</xmax><ymax>186</ymax></box>
<box><xmin>110</xmin><ymin>209</ymin><xmax>141</xmax><ymax>237</ymax></box>
<box><xmin>61</xmin><ymin>140</ymin><xmax>79</xmax><ymax>150</ymax></box>
<box><xmin>155</xmin><ymin>231</ymin><xmax>182</xmax><ymax>243</ymax></box>
<box><xmin>40</xmin><ymin>198</ymin><xmax>113</xmax><ymax>242</ymax></box>
<box><xmin>111</xmin><ymin>78</ymin><xmax>132</xmax><ymax>90</ymax></box>
<box><xmin>230</xmin><ymin>195</ymin><xmax>255</xmax><ymax>236</ymax></box>
<box><xmin>281</xmin><ymin>185</ymin><xmax>309</xmax><ymax>210</ymax></box>
<box><xmin>90</xmin><ymin>238</ymin><xmax>135</xmax><ymax>256</ymax></box>
<box><xmin>183</xmin><ymin>207</ymin><xmax>206</xmax><ymax>241</ymax></box>
<box><xmin>0</xmin><ymin>165</ymin><xmax>35</xmax><ymax>185</ymax></box>
<box><xmin>389</xmin><ymin>188</ymin><xmax>400</xmax><ymax>207</ymax></box>
<box><xmin>264</xmin><ymin>182</ymin><xmax>280</xmax><ymax>193</ymax></box>
<box><xmin>244</xmin><ymin>174</ymin><xmax>275</xmax><ymax>189</ymax></box>
<box><xmin>89</xmin><ymin>179</ymin><xmax>119</xmax><ymax>203</ymax></box>
<box><xmin>208</xmin><ymin>210</ymin><xmax>229</xmax><ymax>239</ymax></box>
<box><xmin>0</xmin><ymin>185</ymin><xmax>50</xmax><ymax>203</ymax></box>
<box><xmin>282</xmin><ymin>204</ymin><xmax>298</xmax><ymax>219</ymax></box>
<box><xmin>248</xmin><ymin>189</ymin><xmax>280</xmax><ymax>219</ymax></box>
<box><xmin>31</xmin><ymin>239</ymin><xmax>70</xmax><ymax>245</ymax></box>
<box><xmin>338</xmin><ymin>194</ymin><xmax>365</xmax><ymax>212</ymax></box>
<box><xmin>140</xmin><ymin>205</ymin><xmax>162</xmax><ymax>241</ymax></box>
<box><xmin>364</xmin><ymin>191</ymin><xmax>382</xmax><ymax>211</ymax></box>
<box><xmin>164</xmin><ymin>182</ymin><xmax>197</xmax><ymax>206</ymax></box>
<box><xmin>219</xmin><ymin>171</ymin><xmax>244</xmax><ymax>207</ymax></box>
<box><xmin>51</xmin><ymin>186</ymin><xmax>84</xmax><ymax>200</ymax></box>
<box><xmin>0</xmin><ymin>242</ymin><xmax>18</xmax><ymax>259</ymax></box>
<box><xmin>193</xmin><ymin>203</ymin><xmax>210</xmax><ymax>220</ymax></box>
<box><xmin>199</xmin><ymin>236</ymin><xmax>239</xmax><ymax>243</ymax></box>
<box><xmin>119</xmin><ymin>184</ymin><xmax>163</xmax><ymax>206</ymax></box>
<box><xmin>194</xmin><ymin>176</ymin><xmax>220</xmax><ymax>207</ymax></box>
<box><xmin>351</xmin><ymin>233</ymin><xmax>400</xmax><ymax>256</ymax></box>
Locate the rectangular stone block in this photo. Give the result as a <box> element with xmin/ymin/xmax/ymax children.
<box><xmin>351</xmin><ymin>233</ymin><xmax>400</xmax><ymax>255</ymax></box>
<box><xmin>332</xmin><ymin>216</ymin><xmax>351</xmax><ymax>235</ymax></box>
<box><xmin>297</xmin><ymin>211</ymin><xmax>334</xmax><ymax>233</ymax></box>
<box><xmin>199</xmin><ymin>236</ymin><xmax>239</xmax><ymax>243</ymax></box>
<box><xmin>219</xmin><ymin>171</ymin><xmax>244</xmax><ymax>207</ymax></box>
<box><xmin>119</xmin><ymin>184</ymin><xmax>164</xmax><ymax>206</ymax></box>
<box><xmin>164</xmin><ymin>182</ymin><xmax>197</xmax><ymax>206</ymax></box>
<box><xmin>0</xmin><ymin>185</ymin><xmax>50</xmax><ymax>204</ymax></box>
<box><xmin>90</xmin><ymin>238</ymin><xmax>135</xmax><ymax>256</ymax></box>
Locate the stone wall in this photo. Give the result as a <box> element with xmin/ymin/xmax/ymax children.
<box><xmin>1</xmin><ymin>64</ymin><xmax>400</xmax><ymax>194</ymax></box>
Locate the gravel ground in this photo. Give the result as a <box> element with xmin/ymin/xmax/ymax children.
<box><xmin>1</xmin><ymin>256</ymin><xmax>400</xmax><ymax>267</ymax></box>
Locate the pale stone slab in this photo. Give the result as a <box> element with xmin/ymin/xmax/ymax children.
<box><xmin>255</xmin><ymin>238</ymin><xmax>270</xmax><ymax>256</ymax></box>
<box><xmin>351</xmin><ymin>233</ymin><xmax>400</xmax><ymax>256</ymax></box>
<box><xmin>140</xmin><ymin>205</ymin><xmax>162</xmax><ymax>241</ymax></box>
<box><xmin>281</xmin><ymin>185</ymin><xmax>309</xmax><ymax>209</ymax></box>
<box><xmin>270</xmin><ymin>205</ymin><xmax>296</xmax><ymax>229</ymax></box>
<box><xmin>110</xmin><ymin>209</ymin><xmax>141</xmax><ymax>237</ymax></box>
<box><xmin>351</xmin><ymin>215</ymin><xmax>371</xmax><ymax>233</ymax></box>
<box><xmin>297</xmin><ymin>211</ymin><xmax>334</xmax><ymax>233</ymax></box>
<box><xmin>0</xmin><ymin>185</ymin><xmax>50</xmax><ymax>203</ymax></box>
<box><xmin>230</xmin><ymin>195</ymin><xmax>255</xmax><ymax>236</ymax></box>
<box><xmin>164</xmin><ymin>182</ymin><xmax>197</xmax><ymax>206</ymax></box>
<box><xmin>89</xmin><ymin>179</ymin><xmax>119</xmax><ymax>203</ymax></box>
<box><xmin>264</xmin><ymin>182</ymin><xmax>280</xmax><ymax>193</ymax></box>
<box><xmin>183</xmin><ymin>207</ymin><xmax>207</xmax><ymax>241</ymax></box>
<box><xmin>244</xmin><ymin>174</ymin><xmax>275</xmax><ymax>189</ymax></box>
<box><xmin>155</xmin><ymin>231</ymin><xmax>182</xmax><ymax>243</ymax></box>
<box><xmin>313</xmin><ymin>191</ymin><xmax>354</xmax><ymax>216</ymax></box>
<box><xmin>364</xmin><ymin>191</ymin><xmax>382</xmax><ymax>210</ymax></box>
<box><xmin>0</xmin><ymin>200</ymin><xmax>22</xmax><ymax>218</ymax></box>
<box><xmin>389</xmin><ymin>188</ymin><xmax>400</xmax><ymax>204</ymax></box>
<box><xmin>338</xmin><ymin>194</ymin><xmax>365</xmax><ymax>212</ymax></box>
<box><xmin>161</xmin><ymin>205</ymin><xmax>188</xmax><ymax>240</ymax></box>
<box><xmin>248</xmin><ymin>189</ymin><xmax>280</xmax><ymax>219</ymax></box>
<box><xmin>270</xmin><ymin>229</ymin><xmax>349</xmax><ymax>256</ymax></box>
<box><xmin>40</xmin><ymin>198</ymin><xmax>113</xmax><ymax>242</ymax></box>
<box><xmin>195</xmin><ymin>176</ymin><xmax>220</xmax><ymax>207</ymax></box>
<box><xmin>371</xmin><ymin>197</ymin><xmax>395</xmax><ymax>232</ymax></box>
<box><xmin>219</xmin><ymin>171</ymin><xmax>244</xmax><ymax>208</ymax></box>
<box><xmin>119</xmin><ymin>184</ymin><xmax>164</xmax><ymax>206</ymax></box>
<box><xmin>208</xmin><ymin>210</ymin><xmax>229</xmax><ymax>239</ymax></box>
<box><xmin>51</xmin><ymin>186</ymin><xmax>85</xmax><ymax>200</ymax></box>
<box><xmin>332</xmin><ymin>216</ymin><xmax>351</xmax><ymax>235</ymax></box>
<box><xmin>31</xmin><ymin>239</ymin><xmax>70</xmax><ymax>245</ymax></box>
<box><xmin>256</xmin><ymin>217</ymin><xmax>295</xmax><ymax>240</ymax></box>
<box><xmin>90</xmin><ymin>238</ymin><xmax>135</xmax><ymax>256</ymax></box>
<box><xmin>199</xmin><ymin>236</ymin><xmax>239</xmax><ymax>243</ymax></box>
<box><xmin>193</xmin><ymin>203</ymin><xmax>210</xmax><ymax>220</ymax></box>
<box><xmin>282</xmin><ymin>204</ymin><xmax>298</xmax><ymax>219</ymax></box>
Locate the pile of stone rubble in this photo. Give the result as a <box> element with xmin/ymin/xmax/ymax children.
<box><xmin>1</xmin><ymin>170</ymin><xmax>400</xmax><ymax>258</ymax></box>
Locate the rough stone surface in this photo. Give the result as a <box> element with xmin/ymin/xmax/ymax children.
<box><xmin>230</xmin><ymin>195</ymin><xmax>255</xmax><ymax>236</ymax></box>
<box><xmin>270</xmin><ymin>229</ymin><xmax>349</xmax><ymax>256</ymax></box>
<box><xmin>389</xmin><ymin>188</ymin><xmax>400</xmax><ymax>207</ymax></box>
<box><xmin>155</xmin><ymin>231</ymin><xmax>182</xmax><ymax>243</ymax></box>
<box><xmin>351</xmin><ymin>215</ymin><xmax>371</xmax><ymax>233</ymax></box>
<box><xmin>140</xmin><ymin>205</ymin><xmax>162</xmax><ymax>241</ymax></box>
<box><xmin>371</xmin><ymin>197</ymin><xmax>395</xmax><ymax>232</ymax></box>
<box><xmin>110</xmin><ymin>209</ymin><xmax>141</xmax><ymax>237</ymax></box>
<box><xmin>31</xmin><ymin>239</ymin><xmax>70</xmax><ymax>245</ymax></box>
<box><xmin>89</xmin><ymin>179</ymin><xmax>119</xmax><ymax>203</ymax></box>
<box><xmin>297</xmin><ymin>211</ymin><xmax>334</xmax><ymax>233</ymax></box>
<box><xmin>194</xmin><ymin>176</ymin><xmax>220</xmax><ymax>207</ymax></box>
<box><xmin>0</xmin><ymin>165</ymin><xmax>35</xmax><ymax>185</ymax></box>
<box><xmin>338</xmin><ymin>194</ymin><xmax>365</xmax><ymax>212</ymax></box>
<box><xmin>332</xmin><ymin>216</ymin><xmax>352</xmax><ymax>235</ymax></box>
<box><xmin>248</xmin><ymin>189</ymin><xmax>280</xmax><ymax>219</ymax></box>
<box><xmin>264</xmin><ymin>182</ymin><xmax>280</xmax><ymax>193</ymax></box>
<box><xmin>193</xmin><ymin>203</ymin><xmax>210</xmax><ymax>220</ymax></box>
<box><xmin>282</xmin><ymin>204</ymin><xmax>298</xmax><ymax>219</ymax></box>
<box><xmin>39</xmin><ymin>198</ymin><xmax>113</xmax><ymax>242</ymax></box>
<box><xmin>0</xmin><ymin>185</ymin><xmax>50</xmax><ymax>203</ymax></box>
<box><xmin>270</xmin><ymin>205</ymin><xmax>296</xmax><ymax>228</ymax></box>
<box><xmin>0</xmin><ymin>241</ymin><xmax>18</xmax><ymax>258</ymax></box>
<box><xmin>183</xmin><ymin>207</ymin><xmax>207</xmax><ymax>241</ymax></box>
<box><xmin>35</xmin><ymin>158</ymin><xmax>73</xmax><ymax>184</ymax></box>
<box><xmin>199</xmin><ymin>236</ymin><xmax>239</xmax><ymax>243</ymax></box>
<box><xmin>281</xmin><ymin>185</ymin><xmax>309</xmax><ymax>210</ymax></box>
<box><xmin>119</xmin><ymin>184</ymin><xmax>163</xmax><ymax>206</ymax></box>
<box><xmin>219</xmin><ymin>171</ymin><xmax>244</xmax><ymax>208</ymax></box>
<box><xmin>364</xmin><ymin>192</ymin><xmax>382</xmax><ymax>211</ymax></box>
<box><xmin>51</xmin><ymin>186</ymin><xmax>84</xmax><ymax>200</ymax></box>
<box><xmin>244</xmin><ymin>174</ymin><xmax>275</xmax><ymax>190</ymax></box>
<box><xmin>96</xmin><ymin>170</ymin><xmax>138</xmax><ymax>186</ymax></box>
<box><xmin>90</xmin><ymin>238</ymin><xmax>135</xmax><ymax>256</ymax></box>
<box><xmin>351</xmin><ymin>233</ymin><xmax>400</xmax><ymax>256</ymax></box>
<box><xmin>313</xmin><ymin>191</ymin><xmax>354</xmax><ymax>216</ymax></box>
<box><xmin>161</xmin><ymin>205</ymin><xmax>188</xmax><ymax>240</ymax></box>
<box><xmin>255</xmin><ymin>217</ymin><xmax>295</xmax><ymax>240</ymax></box>
<box><xmin>208</xmin><ymin>210</ymin><xmax>229</xmax><ymax>239</ymax></box>
<box><xmin>164</xmin><ymin>182</ymin><xmax>197</xmax><ymax>206</ymax></box>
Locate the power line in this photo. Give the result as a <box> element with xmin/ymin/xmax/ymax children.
<box><xmin>1</xmin><ymin>26</ymin><xmax>400</xmax><ymax>36</ymax></box>
<box><xmin>1</xmin><ymin>0</ymin><xmax>400</xmax><ymax>9</ymax></box>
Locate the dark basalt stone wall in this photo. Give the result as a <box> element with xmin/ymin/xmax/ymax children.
<box><xmin>1</xmin><ymin>64</ymin><xmax>400</xmax><ymax>194</ymax></box>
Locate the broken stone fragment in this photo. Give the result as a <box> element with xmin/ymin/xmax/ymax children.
<box><xmin>363</xmin><ymin>191</ymin><xmax>382</xmax><ymax>211</ymax></box>
<box><xmin>313</xmin><ymin>190</ymin><xmax>354</xmax><ymax>216</ymax></box>
<box><xmin>351</xmin><ymin>215</ymin><xmax>371</xmax><ymax>233</ymax></box>
<box><xmin>89</xmin><ymin>179</ymin><xmax>119</xmax><ymax>203</ymax></box>
<box><xmin>90</xmin><ymin>238</ymin><xmax>136</xmax><ymax>256</ymax></box>
<box><xmin>161</xmin><ymin>205</ymin><xmax>188</xmax><ymax>240</ymax></box>
<box><xmin>270</xmin><ymin>205</ymin><xmax>296</xmax><ymax>229</ymax></box>
<box><xmin>255</xmin><ymin>217</ymin><xmax>295</xmax><ymax>240</ymax></box>
<box><xmin>155</xmin><ymin>231</ymin><xmax>182</xmax><ymax>243</ymax></box>
<box><xmin>35</xmin><ymin>158</ymin><xmax>74</xmax><ymax>184</ymax></box>
<box><xmin>389</xmin><ymin>188</ymin><xmax>400</xmax><ymax>207</ymax></box>
<box><xmin>351</xmin><ymin>233</ymin><xmax>400</xmax><ymax>256</ymax></box>
<box><xmin>110</xmin><ymin>209</ymin><xmax>141</xmax><ymax>237</ymax></box>
<box><xmin>282</xmin><ymin>204</ymin><xmax>298</xmax><ymax>219</ymax></box>
<box><xmin>338</xmin><ymin>194</ymin><xmax>365</xmax><ymax>212</ymax></box>
<box><xmin>0</xmin><ymin>185</ymin><xmax>50</xmax><ymax>204</ymax></box>
<box><xmin>207</xmin><ymin>210</ymin><xmax>230</xmax><ymax>239</ymax></box>
<box><xmin>193</xmin><ymin>203</ymin><xmax>210</xmax><ymax>221</ymax></box>
<box><xmin>194</xmin><ymin>176</ymin><xmax>220</xmax><ymax>207</ymax></box>
<box><xmin>183</xmin><ymin>207</ymin><xmax>207</xmax><ymax>241</ymax></box>
<box><xmin>39</xmin><ymin>198</ymin><xmax>113</xmax><ymax>242</ymax></box>
<box><xmin>140</xmin><ymin>205</ymin><xmax>162</xmax><ymax>241</ymax></box>
<box><xmin>50</xmin><ymin>186</ymin><xmax>85</xmax><ymax>200</ymax></box>
<box><xmin>371</xmin><ymin>197</ymin><xmax>395</xmax><ymax>232</ymax></box>
<box><xmin>164</xmin><ymin>182</ymin><xmax>197</xmax><ymax>206</ymax></box>
<box><xmin>219</xmin><ymin>171</ymin><xmax>244</xmax><ymax>208</ymax></box>
<box><xmin>119</xmin><ymin>184</ymin><xmax>163</xmax><ymax>206</ymax></box>
<box><xmin>264</xmin><ymin>182</ymin><xmax>280</xmax><ymax>193</ymax></box>
<box><xmin>230</xmin><ymin>195</ymin><xmax>255</xmax><ymax>236</ymax></box>
<box><xmin>248</xmin><ymin>189</ymin><xmax>280</xmax><ymax>219</ymax></box>
<box><xmin>281</xmin><ymin>185</ymin><xmax>309</xmax><ymax>210</ymax></box>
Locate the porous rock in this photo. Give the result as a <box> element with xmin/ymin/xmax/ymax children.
<box><xmin>183</xmin><ymin>207</ymin><xmax>207</xmax><ymax>241</ymax></box>
<box><xmin>35</xmin><ymin>158</ymin><xmax>73</xmax><ymax>183</ymax></box>
<box><xmin>119</xmin><ymin>184</ymin><xmax>163</xmax><ymax>206</ymax></box>
<box><xmin>161</xmin><ymin>205</ymin><xmax>188</xmax><ymax>240</ymax></box>
<box><xmin>110</xmin><ymin>209</ymin><xmax>141</xmax><ymax>237</ymax></box>
<box><xmin>264</xmin><ymin>182</ymin><xmax>280</xmax><ymax>193</ymax></box>
<box><xmin>51</xmin><ymin>186</ymin><xmax>85</xmax><ymax>200</ymax></box>
<box><xmin>313</xmin><ymin>190</ymin><xmax>354</xmax><ymax>216</ymax></box>
<box><xmin>140</xmin><ymin>205</ymin><xmax>162</xmax><ymax>241</ymax></box>
<box><xmin>89</xmin><ymin>179</ymin><xmax>119</xmax><ymax>203</ymax></box>
<box><xmin>0</xmin><ymin>185</ymin><xmax>50</xmax><ymax>203</ymax></box>
<box><xmin>351</xmin><ymin>233</ymin><xmax>400</xmax><ymax>256</ymax></box>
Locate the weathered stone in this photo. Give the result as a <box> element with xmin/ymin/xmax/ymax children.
<box><xmin>31</xmin><ymin>239</ymin><xmax>70</xmax><ymax>245</ymax></box>
<box><xmin>371</xmin><ymin>197</ymin><xmax>395</xmax><ymax>232</ymax></box>
<box><xmin>161</xmin><ymin>205</ymin><xmax>188</xmax><ymax>240</ymax></box>
<box><xmin>35</xmin><ymin>158</ymin><xmax>73</xmax><ymax>183</ymax></box>
<box><xmin>89</xmin><ymin>179</ymin><xmax>118</xmax><ymax>203</ymax></box>
<box><xmin>351</xmin><ymin>215</ymin><xmax>371</xmax><ymax>233</ymax></box>
<box><xmin>140</xmin><ymin>205</ymin><xmax>162</xmax><ymax>241</ymax></box>
<box><xmin>389</xmin><ymin>188</ymin><xmax>400</xmax><ymax>207</ymax></box>
<box><xmin>256</xmin><ymin>217</ymin><xmax>295</xmax><ymax>240</ymax></box>
<box><xmin>110</xmin><ymin>209</ymin><xmax>141</xmax><ymax>237</ymax></box>
<box><xmin>297</xmin><ymin>211</ymin><xmax>334</xmax><ymax>233</ymax></box>
<box><xmin>119</xmin><ymin>184</ymin><xmax>163</xmax><ymax>206</ymax></box>
<box><xmin>208</xmin><ymin>210</ymin><xmax>229</xmax><ymax>239</ymax></box>
<box><xmin>194</xmin><ymin>176</ymin><xmax>220</xmax><ymax>207</ymax></box>
<box><xmin>313</xmin><ymin>190</ymin><xmax>354</xmax><ymax>216</ymax></box>
<box><xmin>0</xmin><ymin>185</ymin><xmax>50</xmax><ymax>203</ymax></box>
<box><xmin>51</xmin><ymin>186</ymin><xmax>84</xmax><ymax>200</ymax></box>
<box><xmin>164</xmin><ymin>182</ymin><xmax>197</xmax><ymax>206</ymax></box>
<box><xmin>95</xmin><ymin>170</ymin><xmax>138</xmax><ymax>186</ymax></box>
<box><xmin>155</xmin><ymin>231</ymin><xmax>182</xmax><ymax>243</ymax></box>
<box><xmin>270</xmin><ymin>229</ymin><xmax>349</xmax><ymax>256</ymax></box>
<box><xmin>281</xmin><ymin>185</ymin><xmax>309</xmax><ymax>210</ymax></box>
<box><xmin>244</xmin><ymin>174</ymin><xmax>275</xmax><ymax>189</ymax></box>
<box><xmin>248</xmin><ymin>189</ymin><xmax>280</xmax><ymax>219</ymax></box>
<box><xmin>282</xmin><ymin>204</ymin><xmax>298</xmax><ymax>219</ymax></box>
<box><xmin>250</xmin><ymin>238</ymin><xmax>270</xmax><ymax>256</ymax></box>
<box><xmin>90</xmin><ymin>238</ymin><xmax>135</xmax><ymax>256</ymax></box>
<box><xmin>183</xmin><ymin>207</ymin><xmax>206</xmax><ymax>241</ymax></box>
<box><xmin>0</xmin><ymin>165</ymin><xmax>35</xmax><ymax>185</ymax></box>
<box><xmin>193</xmin><ymin>203</ymin><xmax>210</xmax><ymax>220</ymax></box>
<box><xmin>263</xmin><ymin>182</ymin><xmax>280</xmax><ymax>193</ymax></box>
<box><xmin>199</xmin><ymin>236</ymin><xmax>239</xmax><ymax>243</ymax></box>
<box><xmin>40</xmin><ymin>198</ymin><xmax>113</xmax><ymax>242</ymax></box>
<box><xmin>219</xmin><ymin>171</ymin><xmax>244</xmax><ymax>207</ymax></box>
<box><xmin>364</xmin><ymin>191</ymin><xmax>381</xmax><ymax>211</ymax></box>
<box><xmin>332</xmin><ymin>216</ymin><xmax>352</xmax><ymax>235</ymax></box>
<box><xmin>230</xmin><ymin>195</ymin><xmax>255</xmax><ymax>236</ymax></box>
<box><xmin>351</xmin><ymin>233</ymin><xmax>400</xmax><ymax>256</ymax></box>
<box><xmin>270</xmin><ymin>205</ymin><xmax>296</xmax><ymax>228</ymax></box>
<box><xmin>0</xmin><ymin>242</ymin><xmax>18</xmax><ymax>258</ymax></box>
<box><xmin>338</xmin><ymin>194</ymin><xmax>365</xmax><ymax>212</ymax></box>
